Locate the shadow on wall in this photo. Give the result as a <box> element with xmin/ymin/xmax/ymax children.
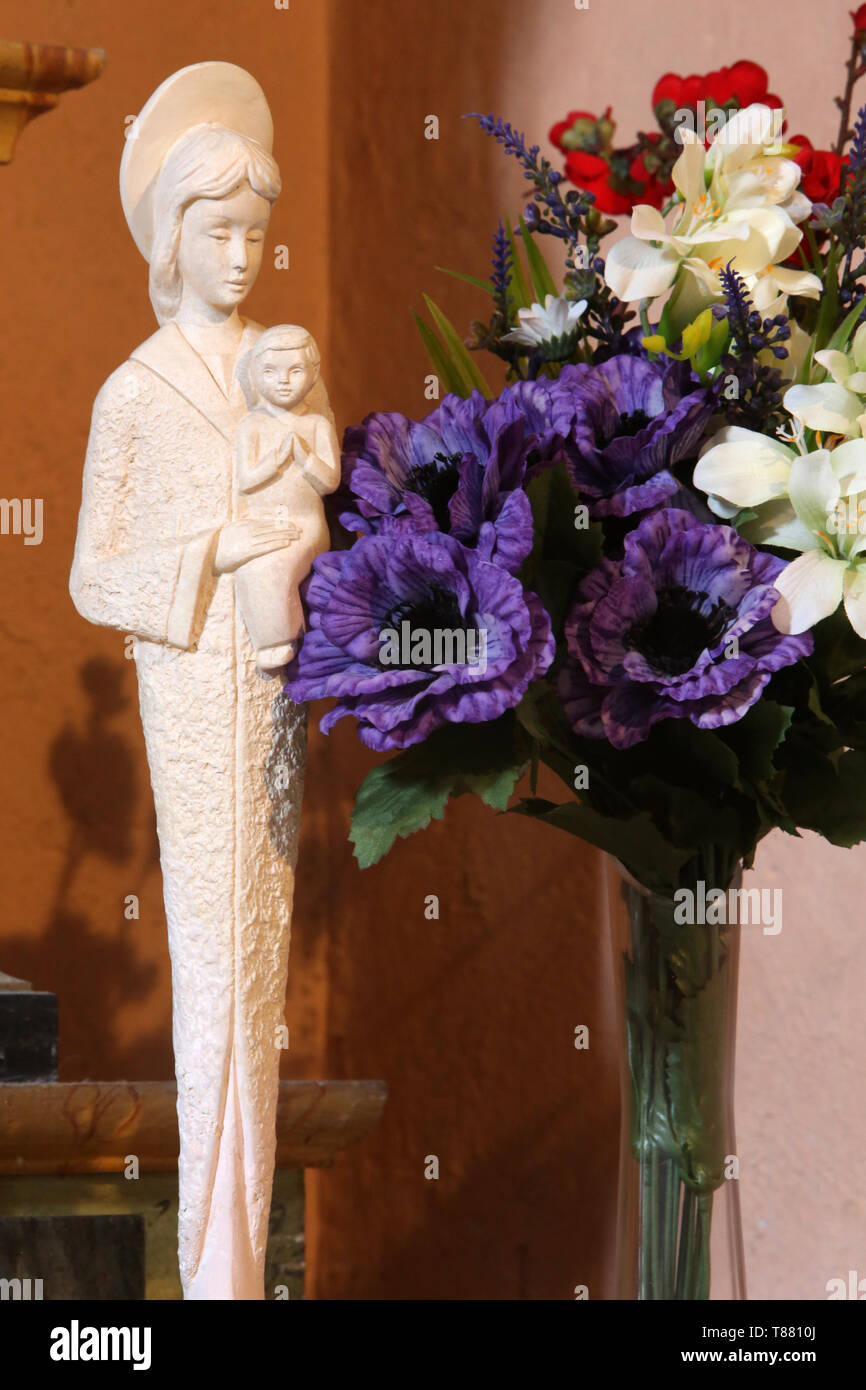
<box><xmin>305</xmin><ymin>0</ymin><xmax>621</xmax><ymax>1304</ymax></box>
<box><xmin>3</xmin><ymin>656</ymin><xmax>167</xmax><ymax>1080</ymax></box>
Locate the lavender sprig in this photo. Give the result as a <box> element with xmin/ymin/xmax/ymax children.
<box><xmin>811</xmin><ymin>102</ymin><xmax>866</xmax><ymax>314</ymax></box>
<box><xmin>713</xmin><ymin>262</ymin><xmax>790</xmax><ymax>431</ymax></box>
<box><xmin>467</xmin><ymin>113</ymin><xmax>602</xmax><ymax>279</ymax></box>
<box><xmin>462</xmin><ymin>113</ymin><xmax>632</xmax><ymax>362</ymax></box>
<box><xmin>848</xmin><ymin>101</ymin><xmax>866</xmax><ymax>172</ymax></box>
<box><xmin>490</xmin><ymin>220</ymin><xmax>513</xmax><ymax>322</ymax></box>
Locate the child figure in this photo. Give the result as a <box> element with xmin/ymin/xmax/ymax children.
<box><xmin>234</xmin><ymin>324</ymin><xmax>341</xmax><ymax>673</ymax></box>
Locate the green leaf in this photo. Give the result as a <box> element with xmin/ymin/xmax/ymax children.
<box><xmin>657</xmin><ymin>298</ymin><xmax>677</xmax><ymax>350</ymax></box>
<box><xmin>811</xmin><ymin>605</ymin><xmax>866</xmax><ymax>681</ymax></box>
<box><xmin>349</xmin><ymin>717</ymin><xmax>525</xmax><ymax>868</ymax></box>
<box><xmin>719</xmin><ymin>701</ymin><xmax>793</xmax><ymax>787</ymax></box>
<box><xmin>649</xmin><ymin>721</ymin><xmax>739</xmax><ymax>790</ymax></box>
<box><xmin>628</xmin><ymin>775</ymin><xmax>743</xmax><ymax>853</ymax></box>
<box><xmin>434</xmin><ymin>265</ymin><xmax>494</xmax><ymax>295</ymax></box>
<box><xmin>826</xmin><ymin>296</ymin><xmax>866</xmax><ymax>355</ymax></box>
<box><xmin>519</xmin><ymin>217</ymin><xmax>557</xmax><ymax>301</ymax></box>
<box><xmin>511</xmin><ymin>798</ymin><xmax>690</xmax><ymax>890</ymax></box>
<box><xmin>411</xmin><ymin>310</ymin><xmax>467</xmax><ymax>396</ymax></box>
<box><xmin>421</xmin><ymin>294</ymin><xmax>493</xmax><ymax>398</ymax></box>
<box><xmin>515</xmin><ymin>682</ymin><xmax>583</xmax><ymax>794</ymax></box>
<box><xmin>521</xmin><ymin>461</ymin><xmax>602</xmax><ymax>633</ymax></box>
<box><xmin>504</xmin><ymin>216</ymin><xmax>532</xmax><ymax>311</ymax></box>
<box><xmin>780</xmin><ymin>740</ymin><xmax>866</xmax><ymax>846</ymax></box>
<box><xmin>350</xmin><ymin>757</ymin><xmax>452</xmax><ymax>870</ymax></box>
<box><xmin>824</xmin><ymin>668</ymin><xmax>866</xmax><ymax>747</ymax></box>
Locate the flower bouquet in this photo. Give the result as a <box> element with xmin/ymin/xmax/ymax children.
<box><xmin>284</xmin><ymin>10</ymin><xmax>866</xmax><ymax>1299</ymax></box>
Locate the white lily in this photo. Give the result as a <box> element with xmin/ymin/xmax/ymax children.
<box><xmin>604</xmin><ymin>104</ymin><xmax>821</xmax><ymax>333</ymax></box>
<box><xmin>694</xmin><ymin>422</ymin><xmax>866</xmax><ymax>635</ymax></box>
<box><xmin>502</xmin><ymin>293</ymin><xmax>587</xmax><ymax>351</ymax></box>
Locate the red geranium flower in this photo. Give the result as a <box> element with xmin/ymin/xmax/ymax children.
<box><xmin>652</xmin><ymin>72</ymin><xmax>704</xmax><ymax>108</ymax></box>
<box><xmin>549</xmin><ymin>109</ymin><xmax>599</xmax><ymax>152</ymax></box>
<box><xmin>787</xmin><ymin>134</ymin><xmax>845</xmax><ymax>203</ymax></box>
<box><xmin>628</xmin><ymin>135</ymin><xmax>673</xmax><ymax>209</ymax></box>
<box><xmin>563</xmin><ymin>150</ymin><xmax>634</xmax><ymax>214</ymax></box>
<box><xmin>550</xmin><ymin>108</ymin><xmax>638</xmax><ymax>214</ymax></box>
<box><xmin>652</xmin><ymin>61</ymin><xmax>782</xmax><ymax>115</ymax></box>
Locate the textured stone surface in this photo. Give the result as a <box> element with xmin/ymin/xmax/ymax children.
<box><xmin>71</xmin><ymin>325</ymin><xmax>310</xmax><ymax>1297</ymax></box>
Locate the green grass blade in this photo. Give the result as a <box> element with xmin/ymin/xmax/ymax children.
<box><xmin>411</xmin><ymin>310</ymin><xmax>468</xmax><ymax>396</ymax></box>
<box><xmin>422</xmin><ymin>294</ymin><xmax>492</xmax><ymax>398</ymax></box>
<box><xmin>519</xmin><ymin>217</ymin><xmax>557</xmax><ymax>300</ymax></box>
<box><xmin>504</xmin><ymin>216</ymin><xmax>532</xmax><ymax>311</ymax></box>
<box><xmin>435</xmin><ymin>265</ymin><xmax>493</xmax><ymax>295</ymax></box>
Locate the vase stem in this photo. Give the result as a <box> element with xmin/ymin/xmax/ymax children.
<box><xmin>607</xmin><ymin>854</ymin><xmax>747</xmax><ymax>1300</ymax></box>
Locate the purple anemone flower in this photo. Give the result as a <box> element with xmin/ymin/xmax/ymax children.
<box><xmin>483</xmin><ymin>375</ymin><xmax>577</xmax><ymax>477</ymax></box>
<box><xmin>557</xmin><ymin>357</ymin><xmax>714</xmax><ymax>518</ymax></box>
<box><xmin>339</xmin><ymin>390</ymin><xmax>533</xmax><ymax>573</ymax></box>
<box><xmin>284</xmin><ymin>530</ymin><xmax>555</xmax><ymax>751</ymax></box>
<box><xmin>558</xmin><ymin>508</ymin><xmax>812</xmax><ymax>750</ymax></box>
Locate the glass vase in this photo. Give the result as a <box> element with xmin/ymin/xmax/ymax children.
<box><xmin>606</xmin><ymin>854</ymin><xmax>747</xmax><ymax>1300</ymax></box>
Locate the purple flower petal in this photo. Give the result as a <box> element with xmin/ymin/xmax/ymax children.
<box><xmin>559</xmin><ymin>507</ymin><xmax>813</xmax><ymax>749</ymax></box>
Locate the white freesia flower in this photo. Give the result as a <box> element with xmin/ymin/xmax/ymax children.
<box><xmin>786</xmin><ymin>321</ymin><xmax>866</xmax><ymax>438</ymax></box>
<box><xmin>783</xmin><ymin>381</ymin><xmax>866</xmax><ymax>438</ymax></box>
<box><xmin>694</xmin><ymin>423</ymin><xmax>866</xmax><ymax>635</ymax></box>
<box><xmin>604</xmin><ymin>104</ymin><xmax>821</xmax><ymax>332</ymax></box>
<box><xmin>502</xmin><ymin>293</ymin><xmax>587</xmax><ymax>351</ymax></box>
<box><xmin>815</xmin><ymin>320</ymin><xmax>866</xmax><ymax>393</ymax></box>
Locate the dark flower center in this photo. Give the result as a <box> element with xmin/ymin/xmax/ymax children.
<box><xmin>379</xmin><ymin>583</ymin><xmax>469</xmax><ymax>670</ymax></box>
<box><xmin>403</xmin><ymin>452</ymin><xmax>462</xmax><ymax>531</ymax></box>
<box><xmin>626</xmin><ymin>585</ymin><xmax>735</xmax><ymax>676</ymax></box>
<box><xmin>602</xmin><ymin>408</ymin><xmax>652</xmax><ymax>444</ymax></box>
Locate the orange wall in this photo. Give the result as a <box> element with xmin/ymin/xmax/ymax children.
<box><xmin>0</xmin><ymin>0</ymin><xmax>611</xmax><ymax>1302</ymax></box>
<box><xmin>1</xmin><ymin>0</ymin><xmax>862</xmax><ymax>1302</ymax></box>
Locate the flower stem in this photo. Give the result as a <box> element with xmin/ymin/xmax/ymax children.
<box><xmin>835</xmin><ymin>34</ymin><xmax>866</xmax><ymax>156</ymax></box>
<box><xmin>675</xmin><ymin>1185</ymin><xmax>696</xmax><ymax>1298</ymax></box>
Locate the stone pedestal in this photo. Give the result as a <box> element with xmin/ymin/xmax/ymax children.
<box><xmin>0</xmin><ymin>1079</ymin><xmax>386</xmax><ymax>1299</ymax></box>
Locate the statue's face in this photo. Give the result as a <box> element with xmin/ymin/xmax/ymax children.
<box><xmin>254</xmin><ymin>348</ymin><xmax>317</xmax><ymax>409</ymax></box>
<box><xmin>177</xmin><ymin>183</ymin><xmax>271</xmax><ymax>312</ymax></box>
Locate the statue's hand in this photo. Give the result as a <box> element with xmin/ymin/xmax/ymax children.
<box><xmin>214</xmin><ymin>518</ymin><xmax>301</xmax><ymax>573</ymax></box>
<box><xmin>291</xmin><ymin>434</ymin><xmax>312</xmax><ymax>470</ymax></box>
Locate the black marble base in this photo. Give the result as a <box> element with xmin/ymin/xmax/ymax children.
<box><xmin>0</xmin><ymin>1215</ymin><xmax>144</xmax><ymax>1300</ymax></box>
<box><xmin>0</xmin><ymin>992</ymin><xmax>58</xmax><ymax>1081</ymax></box>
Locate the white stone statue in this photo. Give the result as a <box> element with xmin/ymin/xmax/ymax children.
<box><xmin>235</xmin><ymin>325</ymin><xmax>340</xmax><ymax>673</ymax></box>
<box><xmin>69</xmin><ymin>62</ymin><xmax>338</xmax><ymax>1300</ymax></box>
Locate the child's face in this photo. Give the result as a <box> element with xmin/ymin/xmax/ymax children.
<box><xmin>254</xmin><ymin>348</ymin><xmax>317</xmax><ymax>409</ymax></box>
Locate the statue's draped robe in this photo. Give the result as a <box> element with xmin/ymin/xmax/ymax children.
<box><xmin>70</xmin><ymin>319</ymin><xmax>312</xmax><ymax>1299</ymax></box>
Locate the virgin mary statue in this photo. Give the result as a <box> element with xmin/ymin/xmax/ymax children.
<box><xmin>70</xmin><ymin>63</ymin><xmax>328</xmax><ymax>1300</ymax></box>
